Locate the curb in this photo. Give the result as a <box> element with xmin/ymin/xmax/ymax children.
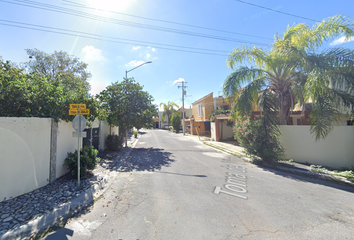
<box><xmin>203</xmin><ymin>141</ymin><xmax>354</xmax><ymax>187</ymax></box>
<box><xmin>1</xmin><ymin>136</ymin><xmax>140</xmax><ymax>240</ymax></box>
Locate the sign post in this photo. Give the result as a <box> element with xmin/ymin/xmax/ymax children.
<box><xmin>70</xmin><ymin>104</ymin><xmax>88</xmax><ymax>188</ymax></box>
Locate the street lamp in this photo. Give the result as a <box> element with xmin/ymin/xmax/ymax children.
<box><xmin>125</xmin><ymin>61</ymin><xmax>152</xmax><ymax>79</ymax></box>
<box><xmin>123</xmin><ymin>60</ymin><xmax>152</xmax><ymax>147</ymax></box>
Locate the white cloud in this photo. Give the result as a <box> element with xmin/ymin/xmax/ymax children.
<box><xmin>81</xmin><ymin>46</ymin><xmax>105</xmax><ymax>62</ymax></box>
<box><xmin>89</xmin><ymin>80</ymin><xmax>109</xmax><ymax>96</ymax></box>
<box><xmin>330</xmin><ymin>36</ymin><xmax>354</xmax><ymax>46</ymax></box>
<box><xmin>132</xmin><ymin>46</ymin><xmax>141</xmax><ymax>50</ymax></box>
<box><xmin>148</xmin><ymin>46</ymin><xmax>156</xmax><ymax>52</ymax></box>
<box><xmin>146</xmin><ymin>53</ymin><xmax>151</xmax><ymax>59</ymax></box>
<box><xmin>125</xmin><ymin>60</ymin><xmax>145</xmax><ymax>67</ymax></box>
<box><xmin>173</xmin><ymin>78</ymin><xmax>185</xmax><ymax>85</ymax></box>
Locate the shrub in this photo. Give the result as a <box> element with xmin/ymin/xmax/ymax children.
<box><xmin>64</xmin><ymin>146</ymin><xmax>100</xmax><ymax>179</ymax></box>
<box><xmin>106</xmin><ymin>134</ymin><xmax>122</xmax><ymax>151</ymax></box>
<box><xmin>234</xmin><ymin>116</ymin><xmax>284</xmax><ymax>163</ymax></box>
<box><xmin>133</xmin><ymin>130</ymin><xmax>138</xmax><ymax>138</ymax></box>
<box><xmin>171</xmin><ymin>111</ymin><xmax>181</xmax><ymax>133</ymax></box>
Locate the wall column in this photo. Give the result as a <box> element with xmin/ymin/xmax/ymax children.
<box><xmin>215</xmin><ymin>118</ymin><xmax>220</xmax><ymax>142</ymax></box>
<box><xmin>49</xmin><ymin>119</ymin><xmax>58</xmax><ymax>183</ymax></box>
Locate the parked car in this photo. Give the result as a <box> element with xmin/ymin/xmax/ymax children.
<box><xmin>162</xmin><ymin>125</ymin><xmax>172</xmax><ymax>130</ymax></box>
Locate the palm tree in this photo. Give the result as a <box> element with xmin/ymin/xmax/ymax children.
<box><xmin>223</xmin><ymin>15</ymin><xmax>354</xmax><ymax>140</ymax></box>
<box><xmin>159</xmin><ymin>101</ymin><xmax>180</xmax><ymax>126</ymax></box>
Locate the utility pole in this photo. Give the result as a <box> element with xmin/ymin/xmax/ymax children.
<box><xmin>178</xmin><ymin>81</ymin><xmax>187</xmax><ymax>135</ymax></box>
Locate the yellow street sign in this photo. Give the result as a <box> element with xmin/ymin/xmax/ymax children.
<box><xmin>70</xmin><ymin>104</ymin><xmax>86</xmax><ymax>110</ymax></box>
<box><xmin>69</xmin><ymin>109</ymin><xmax>90</xmax><ymax>115</ymax></box>
<box><xmin>69</xmin><ymin>110</ymin><xmax>78</xmax><ymax>115</ymax></box>
<box><xmin>79</xmin><ymin>109</ymin><xmax>90</xmax><ymax>115</ymax></box>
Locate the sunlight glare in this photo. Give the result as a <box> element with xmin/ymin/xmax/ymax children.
<box><xmin>86</xmin><ymin>0</ymin><xmax>133</xmax><ymax>12</ymax></box>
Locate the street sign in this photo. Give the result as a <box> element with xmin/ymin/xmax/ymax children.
<box><xmin>70</xmin><ymin>104</ymin><xmax>86</xmax><ymax>109</ymax></box>
<box><xmin>79</xmin><ymin>109</ymin><xmax>90</xmax><ymax>115</ymax></box>
<box><xmin>72</xmin><ymin>131</ymin><xmax>87</xmax><ymax>138</ymax></box>
<box><xmin>69</xmin><ymin>109</ymin><xmax>90</xmax><ymax>115</ymax></box>
<box><xmin>73</xmin><ymin>115</ymin><xmax>87</xmax><ymax>132</ymax></box>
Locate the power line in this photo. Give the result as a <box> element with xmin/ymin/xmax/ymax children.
<box><xmin>65</xmin><ymin>1</ymin><xmax>273</xmax><ymax>40</ymax></box>
<box><xmin>0</xmin><ymin>0</ymin><xmax>271</xmax><ymax>46</ymax></box>
<box><xmin>234</xmin><ymin>0</ymin><xmax>319</xmax><ymax>22</ymax></box>
<box><xmin>0</xmin><ymin>19</ymin><xmax>230</xmax><ymax>56</ymax></box>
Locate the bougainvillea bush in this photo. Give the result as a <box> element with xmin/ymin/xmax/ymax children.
<box><xmin>234</xmin><ymin>116</ymin><xmax>284</xmax><ymax>163</ymax></box>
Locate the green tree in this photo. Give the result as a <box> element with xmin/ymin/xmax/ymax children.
<box><xmin>171</xmin><ymin>111</ymin><xmax>182</xmax><ymax>132</ymax></box>
<box><xmin>97</xmin><ymin>78</ymin><xmax>155</xmax><ymax>146</ymax></box>
<box><xmin>134</xmin><ymin>103</ymin><xmax>158</xmax><ymax>130</ymax></box>
<box><xmin>0</xmin><ymin>58</ymin><xmax>98</xmax><ymax>122</ymax></box>
<box><xmin>223</xmin><ymin>15</ymin><xmax>354</xmax><ymax>141</ymax></box>
<box><xmin>26</xmin><ymin>48</ymin><xmax>91</xmax><ymax>95</ymax></box>
<box><xmin>159</xmin><ymin>101</ymin><xmax>179</xmax><ymax>126</ymax></box>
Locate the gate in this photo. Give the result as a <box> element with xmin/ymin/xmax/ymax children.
<box><xmin>83</xmin><ymin>127</ymin><xmax>100</xmax><ymax>149</ymax></box>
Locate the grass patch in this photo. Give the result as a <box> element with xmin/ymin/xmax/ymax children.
<box><xmin>310</xmin><ymin>165</ymin><xmax>354</xmax><ymax>180</ymax></box>
<box><xmin>31</xmin><ymin>219</ymin><xmax>66</xmax><ymax>240</ymax></box>
<box><xmin>203</xmin><ymin>142</ymin><xmax>244</xmax><ymax>157</ymax></box>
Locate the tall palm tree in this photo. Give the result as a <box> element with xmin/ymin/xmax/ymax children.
<box><xmin>159</xmin><ymin>101</ymin><xmax>180</xmax><ymax>126</ymax></box>
<box><xmin>223</xmin><ymin>15</ymin><xmax>354</xmax><ymax>140</ymax></box>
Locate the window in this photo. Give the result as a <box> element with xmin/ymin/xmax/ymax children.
<box><xmin>198</xmin><ymin>103</ymin><xmax>203</xmax><ymax>117</ymax></box>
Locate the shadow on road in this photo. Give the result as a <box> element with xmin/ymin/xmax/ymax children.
<box><xmin>119</xmin><ymin>147</ymin><xmax>174</xmax><ymax>172</ymax></box>
<box><xmin>256</xmin><ymin>164</ymin><xmax>354</xmax><ymax>194</ymax></box>
<box><xmin>43</xmin><ymin>227</ymin><xmax>73</xmax><ymax>240</ymax></box>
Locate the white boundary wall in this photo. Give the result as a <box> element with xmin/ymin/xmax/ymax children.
<box><xmin>56</xmin><ymin>121</ymin><xmax>77</xmax><ymax>178</ymax></box>
<box><xmin>99</xmin><ymin>121</ymin><xmax>118</xmax><ymax>150</ymax></box>
<box><xmin>280</xmin><ymin>126</ymin><xmax>354</xmax><ymax>169</ymax></box>
<box><xmin>0</xmin><ymin>118</ymin><xmax>52</xmax><ymax>201</ymax></box>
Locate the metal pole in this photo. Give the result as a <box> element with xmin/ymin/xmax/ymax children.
<box><xmin>182</xmin><ymin>81</ymin><xmax>185</xmax><ymax>135</ymax></box>
<box><xmin>78</xmin><ymin>113</ymin><xmax>81</xmax><ymax>188</ymax></box>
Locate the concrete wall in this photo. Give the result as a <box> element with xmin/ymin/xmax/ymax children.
<box><xmin>210</xmin><ymin>120</ymin><xmax>234</xmax><ymax>141</ymax></box>
<box><xmin>211</xmin><ymin>122</ymin><xmax>216</xmax><ymax>140</ymax></box>
<box><xmin>0</xmin><ymin>117</ymin><xmax>121</xmax><ymax>202</ymax></box>
<box><xmin>99</xmin><ymin>121</ymin><xmax>118</xmax><ymax>150</ymax></box>
<box><xmin>0</xmin><ymin>117</ymin><xmax>52</xmax><ymax>201</ymax></box>
<box><xmin>56</xmin><ymin>121</ymin><xmax>77</xmax><ymax>178</ymax></box>
<box><xmin>219</xmin><ymin>121</ymin><xmax>234</xmax><ymax>140</ymax></box>
<box><xmin>280</xmin><ymin>126</ymin><xmax>354</xmax><ymax>169</ymax></box>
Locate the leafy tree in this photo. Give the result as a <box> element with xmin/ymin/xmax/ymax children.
<box><xmin>171</xmin><ymin>111</ymin><xmax>181</xmax><ymax>132</ymax></box>
<box><xmin>26</xmin><ymin>48</ymin><xmax>91</xmax><ymax>95</ymax></box>
<box><xmin>0</xmin><ymin>58</ymin><xmax>98</xmax><ymax>122</ymax></box>
<box><xmin>223</xmin><ymin>15</ymin><xmax>354</xmax><ymax>141</ymax></box>
<box><xmin>134</xmin><ymin>103</ymin><xmax>158</xmax><ymax>130</ymax></box>
<box><xmin>159</xmin><ymin>101</ymin><xmax>179</xmax><ymax>126</ymax></box>
<box><xmin>97</xmin><ymin>78</ymin><xmax>155</xmax><ymax>146</ymax></box>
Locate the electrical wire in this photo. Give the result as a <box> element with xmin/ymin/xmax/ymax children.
<box><xmin>233</xmin><ymin>0</ymin><xmax>319</xmax><ymax>22</ymax></box>
<box><xmin>0</xmin><ymin>0</ymin><xmax>271</xmax><ymax>46</ymax></box>
<box><xmin>63</xmin><ymin>1</ymin><xmax>273</xmax><ymax>40</ymax></box>
<box><xmin>0</xmin><ymin>19</ymin><xmax>232</xmax><ymax>54</ymax></box>
<box><xmin>0</xmin><ymin>19</ymin><xmax>231</xmax><ymax>56</ymax></box>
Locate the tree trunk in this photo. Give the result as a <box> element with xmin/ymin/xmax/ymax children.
<box><xmin>279</xmin><ymin>94</ymin><xmax>290</xmax><ymax>125</ymax></box>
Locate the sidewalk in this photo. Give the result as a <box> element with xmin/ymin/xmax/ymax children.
<box><xmin>184</xmin><ymin>134</ymin><xmax>354</xmax><ymax>186</ymax></box>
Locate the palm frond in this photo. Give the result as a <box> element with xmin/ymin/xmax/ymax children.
<box><xmin>229</xmin><ymin>78</ymin><xmax>266</xmax><ymax>119</ymax></box>
<box><xmin>227</xmin><ymin>45</ymin><xmax>268</xmax><ymax>69</ymax></box>
<box><xmin>258</xmin><ymin>88</ymin><xmax>280</xmax><ymax>134</ymax></box>
<box><xmin>310</xmin><ymin>96</ymin><xmax>340</xmax><ymax>140</ymax></box>
<box><xmin>223</xmin><ymin>66</ymin><xmax>267</xmax><ymax>96</ymax></box>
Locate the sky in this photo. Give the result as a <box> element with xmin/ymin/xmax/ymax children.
<box><xmin>1</xmin><ymin>0</ymin><xmax>354</xmax><ymax>110</ymax></box>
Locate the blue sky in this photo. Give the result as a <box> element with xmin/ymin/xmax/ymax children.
<box><xmin>1</xmin><ymin>0</ymin><xmax>353</xmax><ymax>110</ymax></box>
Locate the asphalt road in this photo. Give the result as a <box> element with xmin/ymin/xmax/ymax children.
<box><xmin>44</xmin><ymin>129</ymin><xmax>354</xmax><ymax>240</ymax></box>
